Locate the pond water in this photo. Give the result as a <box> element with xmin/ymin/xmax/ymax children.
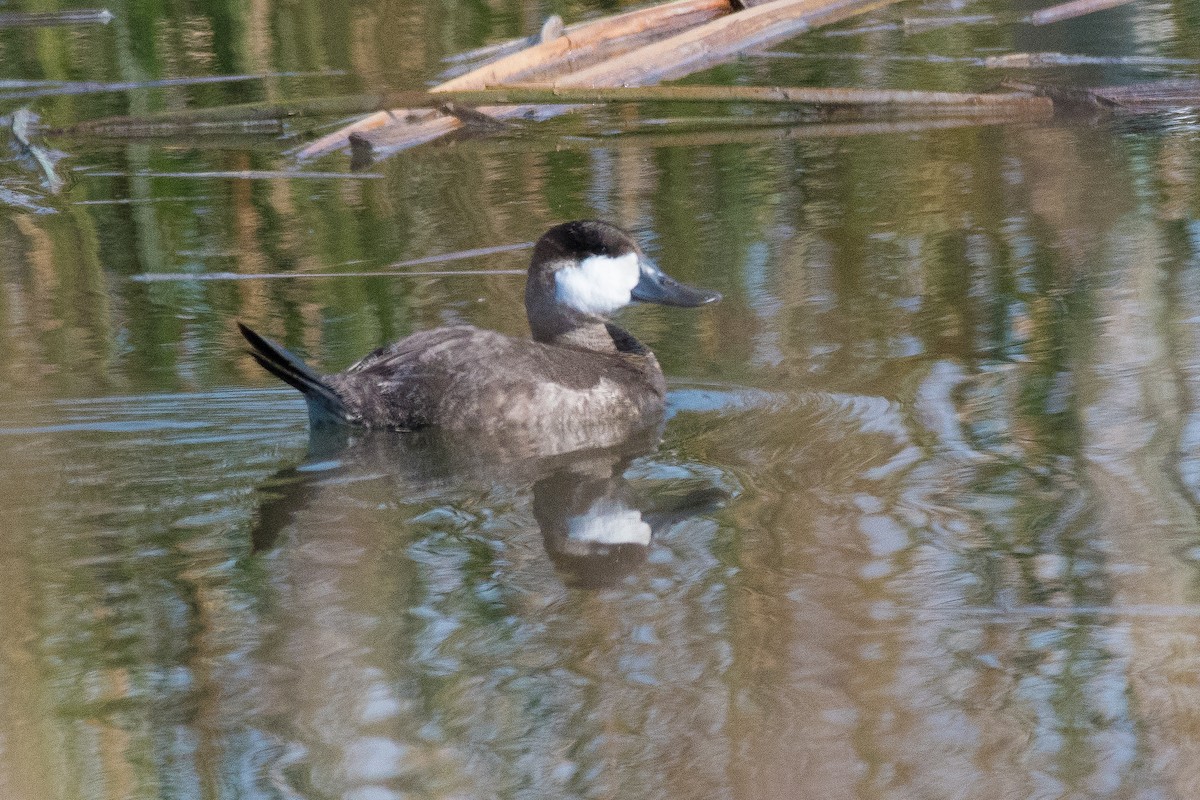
<box><xmin>3</xmin><ymin>1</ymin><xmax>1200</xmax><ymax>798</ymax></box>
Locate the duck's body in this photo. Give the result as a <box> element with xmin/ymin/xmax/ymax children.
<box><xmin>239</xmin><ymin>220</ymin><xmax>719</xmax><ymax>439</ymax></box>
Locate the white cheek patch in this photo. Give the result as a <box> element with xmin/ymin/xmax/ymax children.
<box><xmin>554</xmin><ymin>253</ymin><xmax>640</xmax><ymax>316</ymax></box>
<box><xmin>567</xmin><ymin>500</ymin><xmax>652</xmax><ymax>546</ymax></box>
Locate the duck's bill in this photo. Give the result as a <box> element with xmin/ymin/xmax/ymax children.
<box><xmin>631</xmin><ymin>260</ymin><xmax>722</xmax><ymax>307</ymax></box>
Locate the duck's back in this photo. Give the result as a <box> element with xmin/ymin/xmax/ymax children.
<box><xmin>325</xmin><ymin>325</ymin><xmax>666</xmax><ymax>435</ymax></box>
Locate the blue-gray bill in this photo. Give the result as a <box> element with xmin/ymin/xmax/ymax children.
<box><xmin>630</xmin><ymin>259</ymin><xmax>722</xmax><ymax>307</ymax></box>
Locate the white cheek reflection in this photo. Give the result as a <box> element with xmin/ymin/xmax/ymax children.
<box><xmin>566</xmin><ymin>497</ymin><xmax>651</xmax><ymax>546</ymax></box>
<box><xmin>554</xmin><ymin>253</ymin><xmax>641</xmax><ymax>316</ymax></box>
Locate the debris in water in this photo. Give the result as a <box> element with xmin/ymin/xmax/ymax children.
<box><xmin>61</xmin><ymin>84</ymin><xmax>1051</xmax><ymax>143</ymax></box>
<box><xmin>300</xmin><ymin>0</ymin><xmax>910</xmax><ymax>161</ymax></box>
<box><xmin>1003</xmin><ymin>78</ymin><xmax>1200</xmax><ymax>113</ymax></box>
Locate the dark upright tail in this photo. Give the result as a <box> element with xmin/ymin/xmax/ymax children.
<box><xmin>238</xmin><ymin>322</ymin><xmax>352</xmax><ymax>425</ymax></box>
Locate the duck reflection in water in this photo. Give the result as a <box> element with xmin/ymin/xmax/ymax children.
<box><xmin>242</xmin><ymin>220</ymin><xmax>725</xmax><ymax>586</ymax></box>
<box><xmin>250</xmin><ymin>426</ymin><xmax>727</xmax><ymax>588</ymax></box>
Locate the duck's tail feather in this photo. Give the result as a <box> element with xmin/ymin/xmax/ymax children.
<box><xmin>238</xmin><ymin>322</ymin><xmax>352</xmax><ymax>425</ymax></box>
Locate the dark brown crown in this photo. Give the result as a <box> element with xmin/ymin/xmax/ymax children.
<box><xmin>531</xmin><ymin>220</ymin><xmax>639</xmax><ymax>269</ymax></box>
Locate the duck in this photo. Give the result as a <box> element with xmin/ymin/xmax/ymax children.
<box><xmin>238</xmin><ymin>220</ymin><xmax>720</xmax><ymax>441</ymax></box>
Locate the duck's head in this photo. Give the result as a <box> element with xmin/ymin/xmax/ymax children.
<box><xmin>525</xmin><ymin>220</ymin><xmax>721</xmax><ymax>344</ymax></box>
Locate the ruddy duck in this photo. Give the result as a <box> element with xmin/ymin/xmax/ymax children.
<box><xmin>239</xmin><ymin>220</ymin><xmax>720</xmax><ymax>439</ymax></box>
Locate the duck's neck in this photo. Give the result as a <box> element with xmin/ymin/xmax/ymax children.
<box><xmin>531</xmin><ymin>314</ymin><xmax>644</xmax><ymax>355</ymax></box>
<box><xmin>549</xmin><ymin>323</ymin><xmax>617</xmax><ymax>352</ymax></box>
<box><xmin>525</xmin><ymin>267</ymin><xmax>652</xmax><ymax>355</ymax></box>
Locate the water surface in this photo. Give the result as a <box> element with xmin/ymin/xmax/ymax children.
<box><xmin>3</xmin><ymin>1</ymin><xmax>1200</xmax><ymax>798</ymax></box>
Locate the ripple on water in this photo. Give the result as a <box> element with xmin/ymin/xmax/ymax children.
<box><xmin>665</xmin><ymin>380</ymin><xmax>916</xmax><ymax>498</ymax></box>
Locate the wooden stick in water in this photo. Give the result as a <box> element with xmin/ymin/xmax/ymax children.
<box><xmin>353</xmin><ymin>0</ymin><xmax>911</xmax><ymax>159</ymax></box>
<box><xmin>1001</xmin><ymin>78</ymin><xmax>1200</xmax><ymax>112</ymax></box>
<box><xmin>437</xmin><ymin>0</ymin><xmax>730</xmax><ymax>89</ymax></box>
<box><xmin>57</xmin><ymin>84</ymin><xmax>1053</xmax><ymax>140</ymax></box>
<box><xmin>557</xmin><ymin>0</ymin><xmax>904</xmax><ymax>88</ymax></box>
<box><xmin>472</xmin><ymin>84</ymin><xmax>1050</xmax><ymax>108</ymax></box>
<box><xmin>296</xmin><ymin>0</ymin><xmax>733</xmax><ymax>159</ymax></box>
<box><xmin>311</xmin><ymin>0</ymin><xmax>910</xmax><ymax>160</ymax></box>
<box><xmin>1026</xmin><ymin>0</ymin><xmax>1137</xmax><ymax>25</ymax></box>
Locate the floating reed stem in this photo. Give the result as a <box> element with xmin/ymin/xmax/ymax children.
<box><xmin>308</xmin><ymin>0</ymin><xmax>911</xmax><ymax>160</ymax></box>
<box><xmin>55</xmin><ymin>84</ymin><xmax>1052</xmax><ymax>138</ymax></box>
<box><xmin>295</xmin><ymin>0</ymin><xmax>733</xmax><ymax>158</ymax></box>
<box><xmin>553</xmin><ymin>0</ymin><xmax>903</xmax><ymax>88</ymax></box>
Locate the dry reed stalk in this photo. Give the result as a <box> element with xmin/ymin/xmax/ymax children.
<box><xmin>437</xmin><ymin>0</ymin><xmax>731</xmax><ymax>89</ymax></box>
<box><xmin>296</xmin><ymin>0</ymin><xmax>734</xmax><ymax>160</ymax></box>
<box><xmin>351</xmin><ymin>0</ymin><xmax>908</xmax><ymax>160</ymax></box>
<box><xmin>555</xmin><ymin>0</ymin><xmax>903</xmax><ymax>87</ymax></box>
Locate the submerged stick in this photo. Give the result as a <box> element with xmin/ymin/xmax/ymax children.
<box><xmin>481</xmin><ymin>84</ymin><xmax>1050</xmax><ymax>109</ymax></box>
<box><xmin>429</xmin><ymin>113</ymin><xmax>1054</xmax><ymax>154</ymax></box>
<box><xmin>1001</xmin><ymin>78</ymin><xmax>1200</xmax><ymax>112</ymax></box>
<box><xmin>56</xmin><ymin>84</ymin><xmax>1051</xmax><ymax>137</ymax></box>
<box><xmin>62</xmin><ymin>112</ymin><xmax>1049</xmax><ymax>161</ymax></box>
<box><xmin>1026</xmin><ymin>0</ymin><xmax>1137</xmax><ymax>25</ymax></box>
<box><xmin>1084</xmin><ymin>78</ymin><xmax>1200</xmax><ymax>111</ymax></box>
